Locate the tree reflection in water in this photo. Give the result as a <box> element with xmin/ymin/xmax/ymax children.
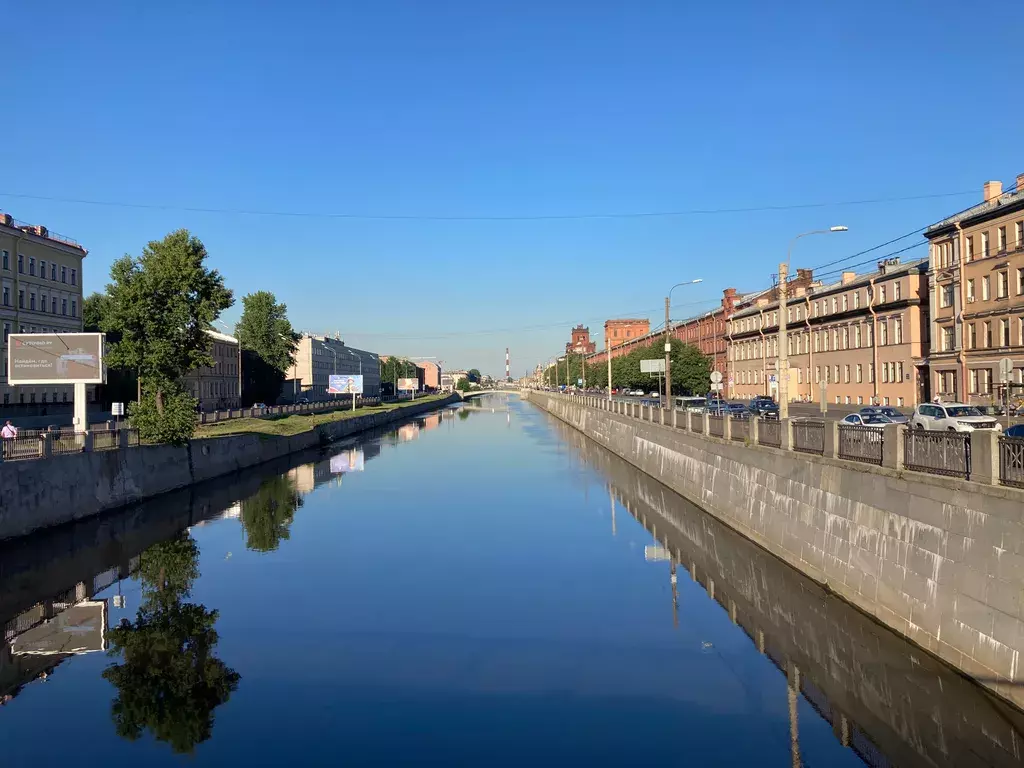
<box><xmin>240</xmin><ymin>475</ymin><xmax>303</xmax><ymax>553</ymax></box>
<box><xmin>103</xmin><ymin>533</ymin><xmax>240</xmax><ymax>755</ymax></box>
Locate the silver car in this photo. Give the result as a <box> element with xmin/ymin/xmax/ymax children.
<box><xmin>858</xmin><ymin>406</ymin><xmax>908</xmax><ymax>424</ymax></box>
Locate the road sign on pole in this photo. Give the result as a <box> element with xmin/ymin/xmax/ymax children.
<box><xmin>1000</xmin><ymin>357</ymin><xmax>1014</xmax><ymax>383</ymax></box>
<box><xmin>710</xmin><ymin>371</ymin><xmax>723</xmax><ymax>384</ymax></box>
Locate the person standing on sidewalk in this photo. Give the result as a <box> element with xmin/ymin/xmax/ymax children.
<box><xmin>0</xmin><ymin>419</ymin><xmax>17</xmax><ymax>461</ymax></box>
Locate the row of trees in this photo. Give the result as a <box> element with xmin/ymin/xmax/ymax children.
<box><xmin>85</xmin><ymin>229</ymin><xmax>300</xmax><ymax>444</ymax></box>
<box><xmin>543</xmin><ymin>337</ymin><xmax>712</xmax><ymax>396</ymax></box>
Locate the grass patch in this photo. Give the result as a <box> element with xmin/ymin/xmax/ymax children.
<box><xmin>194</xmin><ymin>394</ymin><xmax>451</xmax><ymax>438</ymax></box>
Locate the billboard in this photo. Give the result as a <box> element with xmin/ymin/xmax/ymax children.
<box><xmin>640</xmin><ymin>359</ymin><xmax>666</xmax><ymax>374</ymax></box>
<box><xmin>8</xmin><ymin>333</ymin><xmax>105</xmax><ymax>385</ymax></box>
<box><xmin>328</xmin><ymin>374</ymin><xmax>363</xmax><ymax>394</ymax></box>
<box><xmin>397</xmin><ymin>377</ymin><xmax>418</xmax><ymax>391</ymax></box>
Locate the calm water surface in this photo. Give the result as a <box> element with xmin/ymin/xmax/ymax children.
<box><xmin>2</xmin><ymin>395</ymin><xmax>1023</xmax><ymax>766</ymax></box>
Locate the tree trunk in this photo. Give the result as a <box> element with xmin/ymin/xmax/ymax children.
<box><xmin>156</xmin><ymin>388</ymin><xmax>165</xmax><ymax>415</ymax></box>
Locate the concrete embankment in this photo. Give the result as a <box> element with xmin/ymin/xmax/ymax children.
<box><xmin>528</xmin><ymin>391</ymin><xmax>1024</xmax><ymax>710</ymax></box>
<box><xmin>0</xmin><ymin>394</ymin><xmax>459</xmax><ymax>541</ymax></box>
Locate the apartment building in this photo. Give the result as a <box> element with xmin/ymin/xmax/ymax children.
<box><xmin>924</xmin><ymin>175</ymin><xmax>1024</xmax><ymax>403</ymax></box>
<box><xmin>286</xmin><ymin>334</ymin><xmax>381</xmax><ymax>400</ymax></box>
<box><xmin>0</xmin><ymin>213</ymin><xmax>87</xmax><ymax>407</ymax></box>
<box><xmin>181</xmin><ymin>330</ymin><xmax>240</xmax><ymax>411</ymax></box>
<box><xmin>728</xmin><ymin>259</ymin><xmax>930</xmax><ymax>407</ymax></box>
<box><xmin>604</xmin><ymin>318</ymin><xmax>650</xmax><ymax>350</ymax></box>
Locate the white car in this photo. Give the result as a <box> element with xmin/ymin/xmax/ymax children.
<box><xmin>841</xmin><ymin>413</ymin><xmax>893</xmax><ymax>426</ymax></box>
<box><xmin>909</xmin><ymin>403</ymin><xmax>1001</xmax><ymax>432</ymax></box>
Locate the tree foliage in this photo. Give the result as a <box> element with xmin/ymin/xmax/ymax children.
<box><xmin>240</xmin><ymin>475</ymin><xmax>303</xmax><ymax>552</ymax></box>
<box><xmin>235</xmin><ymin>292</ymin><xmax>299</xmax><ymax>405</ymax></box>
<box><xmin>455</xmin><ymin>377</ymin><xmax>473</xmax><ymax>392</ymax></box>
<box><xmin>104</xmin><ymin>533</ymin><xmax>240</xmax><ymax>755</ymax></box>
<box><xmin>380</xmin><ymin>357</ymin><xmax>417</xmax><ymax>386</ymax></box>
<box><xmin>467</xmin><ymin>368</ymin><xmax>482</xmax><ymax>383</ymax></box>
<box><xmin>104</xmin><ymin>229</ymin><xmax>233</xmax><ymax>430</ymax></box>
<box><xmin>128</xmin><ymin>383</ymin><xmax>198</xmax><ymax>445</ymax></box>
<box><xmin>543</xmin><ymin>338</ymin><xmax>711</xmax><ymax>396</ymax></box>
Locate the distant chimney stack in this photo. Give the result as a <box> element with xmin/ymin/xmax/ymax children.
<box><xmin>1017</xmin><ymin>173</ymin><xmax>1024</xmax><ymax>192</ymax></box>
<box><xmin>841</xmin><ymin>271</ymin><xmax>857</xmax><ymax>285</ymax></box>
<box><xmin>0</xmin><ymin>213</ymin><xmax>10</xmax><ymax>227</ymax></box>
<box><xmin>984</xmin><ymin>180</ymin><xmax>1003</xmax><ymax>202</ymax></box>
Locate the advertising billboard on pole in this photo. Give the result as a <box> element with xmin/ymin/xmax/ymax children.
<box><xmin>328</xmin><ymin>374</ymin><xmax>363</xmax><ymax>394</ymax></box>
<box><xmin>397</xmin><ymin>377</ymin><xmax>418</xmax><ymax>391</ymax></box>
<box><xmin>8</xmin><ymin>333</ymin><xmax>106</xmax><ymax>385</ymax></box>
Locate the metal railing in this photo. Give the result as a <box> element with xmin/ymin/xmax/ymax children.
<box><xmin>838</xmin><ymin>425</ymin><xmax>884</xmax><ymax>466</ymax></box>
<box><xmin>1</xmin><ymin>430</ymin><xmax>44</xmax><ymax>459</ymax></box>
<box><xmin>793</xmin><ymin>420</ymin><xmax>825</xmax><ymax>455</ymax></box>
<box><xmin>730</xmin><ymin>418</ymin><xmax>749</xmax><ymax>442</ymax></box>
<box><xmin>52</xmin><ymin>432</ymin><xmax>85</xmax><ymax>456</ymax></box>
<box><xmin>904</xmin><ymin>429</ymin><xmax>971</xmax><ymax>480</ymax></box>
<box><xmin>92</xmin><ymin>430</ymin><xmax>120</xmax><ymax>451</ymax></box>
<box><xmin>708</xmin><ymin>415</ymin><xmax>724</xmax><ymax>437</ymax></box>
<box><xmin>759</xmin><ymin>418</ymin><xmax>781</xmax><ymax>447</ymax></box>
<box><xmin>999</xmin><ymin>436</ymin><xmax>1024</xmax><ymax>488</ymax></box>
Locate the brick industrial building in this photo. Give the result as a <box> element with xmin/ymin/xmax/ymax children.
<box><xmin>566</xmin><ymin>324</ymin><xmax>596</xmax><ymax>355</ymax></box>
<box><xmin>604</xmin><ymin>318</ymin><xmax>650</xmax><ymax>350</ymax></box>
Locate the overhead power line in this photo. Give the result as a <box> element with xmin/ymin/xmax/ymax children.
<box><xmin>0</xmin><ymin>189</ymin><xmax>977</xmax><ymax>222</ymax></box>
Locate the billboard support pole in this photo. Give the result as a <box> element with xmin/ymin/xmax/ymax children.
<box><xmin>74</xmin><ymin>382</ymin><xmax>87</xmax><ymax>433</ymax></box>
<box><xmin>352</xmin><ymin>391</ymin><xmax>356</xmax><ymax>411</ymax></box>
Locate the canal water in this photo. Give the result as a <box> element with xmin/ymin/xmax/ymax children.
<box><xmin>2</xmin><ymin>395</ymin><xmax>1023</xmax><ymax>766</ymax></box>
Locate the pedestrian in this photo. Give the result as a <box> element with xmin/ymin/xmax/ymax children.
<box><xmin>1</xmin><ymin>420</ymin><xmax>16</xmax><ymax>440</ymax></box>
<box><xmin>933</xmin><ymin>394</ymin><xmax>941</xmax><ymax>404</ymax></box>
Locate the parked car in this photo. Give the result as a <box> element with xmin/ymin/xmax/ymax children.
<box><xmin>630</xmin><ymin>390</ymin><xmax>646</xmax><ymax>396</ymax></box>
<box><xmin>708</xmin><ymin>401</ymin><xmax>749</xmax><ymax>419</ymax></box>
<box><xmin>841</xmin><ymin>413</ymin><xmax>893</xmax><ymax>426</ymax></box>
<box><xmin>675</xmin><ymin>396</ymin><xmax>707</xmax><ymax>413</ymax></box>
<box><xmin>858</xmin><ymin>406</ymin><xmax>908</xmax><ymax>424</ymax></box>
<box><xmin>296</xmin><ymin>397</ymin><xmax>310</xmax><ymax>405</ymax></box>
<box><xmin>975</xmin><ymin>404</ymin><xmax>1006</xmax><ymax>417</ymax></box>
<box><xmin>909</xmin><ymin>403</ymin><xmax>1001</xmax><ymax>432</ymax></box>
<box><xmin>1005</xmin><ymin>424</ymin><xmax>1024</xmax><ymax>438</ymax></box>
<box><xmin>749</xmin><ymin>397</ymin><xmax>780</xmax><ymax>419</ymax></box>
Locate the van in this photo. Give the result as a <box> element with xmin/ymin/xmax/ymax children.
<box><xmin>675</xmin><ymin>396</ymin><xmax>706</xmax><ymax>413</ymax></box>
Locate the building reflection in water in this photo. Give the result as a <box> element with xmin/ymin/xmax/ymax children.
<box><xmin>556</xmin><ymin>419</ymin><xmax>1024</xmax><ymax>768</ymax></box>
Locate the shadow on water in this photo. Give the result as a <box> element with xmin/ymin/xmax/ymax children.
<box><xmin>0</xmin><ymin>405</ymin><xmax>461</xmax><ymax>750</ymax></box>
<box><xmin>550</xmin><ymin>416</ymin><xmax>1024</xmax><ymax>768</ymax></box>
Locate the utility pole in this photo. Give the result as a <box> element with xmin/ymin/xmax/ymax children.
<box><xmin>606</xmin><ymin>334</ymin><xmax>612</xmax><ymax>401</ymax></box>
<box><xmin>664</xmin><ymin>296</ymin><xmax>672</xmax><ymax>404</ymax></box>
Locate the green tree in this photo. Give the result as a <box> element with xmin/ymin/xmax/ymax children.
<box><xmin>467</xmin><ymin>368</ymin><xmax>482</xmax><ymax>383</ymax></box>
<box><xmin>83</xmin><ymin>291</ymin><xmax>138</xmax><ymax>406</ymax></box>
<box><xmin>240</xmin><ymin>475</ymin><xmax>303</xmax><ymax>552</ymax></box>
<box><xmin>235</xmin><ymin>291</ymin><xmax>299</xmax><ymax>405</ymax></box>
<box><xmin>104</xmin><ymin>230</ymin><xmax>233</xmax><ymax>443</ymax></box>
<box><xmin>455</xmin><ymin>377</ymin><xmax>473</xmax><ymax>392</ymax></box>
<box><xmin>104</xmin><ymin>533</ymin><xmax>240</xmax><ymax>754</ymax></box>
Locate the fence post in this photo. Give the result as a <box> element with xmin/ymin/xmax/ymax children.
<box><xmin>83</xmin><ymin>431</ymin><xmax>94</xmax><ymax>452</ymax></box>
<box><xmin>882</xmin><ymin>424</ymin><xmax>904</xmax><ymax>469</ymax></box>
<box><xmin>780</xmin><ymin>418</ymin><xmax>794</xmax><ymax>451</ymax></box>
<box><xmin>685</xmin><ymin>410</ymin><xmax>693</xmax><ymax>431</ymax></box>
<box><xmin>672</xmin><ymin>408</ymin><xmax>678</xmax><ymax>428</ymax></box>
<box><xmin>660</xmin><ymin>408</ymin><xmax>667</xmax><ymax>425</ymax></box>
<box><xmin>702</xmin><ymin>412</ymin><xmax>710</xmax><ymax>434</ymax></box>
<box><xmin>723</xmin><ymin>415</ymin><xmax>733</xmax><ymax>440</ymax></box>
<box><xmin>40</xmin><ymin>432</ymin><xmax>53</xmax><ymax>459</ymax></box>
<box><xmin>749</xmin><ymin>417</ymin><xmax>760</xmax><ymax>445</ymax></box>
<box><xmin>970</xmin><ymin>429</ymin><xmax>999</xmax><ymax>485</ymax></box>
<box><xmin>824</xmin><ymin>421</ymin><xmax>840</xmax><ymax>458</ymax></box>
<box><xmin>118</xmin><ymin>427</ymin><xmax>129</xmax><ymax>450</ymax></box>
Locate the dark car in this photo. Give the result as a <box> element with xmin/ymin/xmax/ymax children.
<box><xmin>1006</xmin><ymin>424</ymin><xmax>1024</xmax><ymax>438</ymax></box>
<box><xmin>749</xmin><ymin>397</ymin><xmax>779</xmax><ymax>418</ymax></box>
<box><xmin>708</xmin><ymin>401</ymin><xmax>749</xmax><ymax>419</ymax></box>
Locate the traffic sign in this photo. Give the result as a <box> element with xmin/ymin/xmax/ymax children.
<box><xmin>769</xmin><ymin>374</ymin><xmax>776</xmax><ymax>384</ymax></box>
<box><xmin>710</xmin><ymin>371</ymin><xmax>723</xmax><ymax>384</ymax></box>
<box><xmin>112</xmin><ymin>402</ymin><xmax>124</xmax><ymax>416</ymax></box>
<box><xmin>1000</xmin><ymin>357</ymin><xmax>1014</xmax><ymax>383</ymax></box>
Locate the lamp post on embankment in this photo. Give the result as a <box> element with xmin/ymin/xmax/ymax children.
<box><xmin>664</xmin><ymin>279</ymin><xmax>703</xmax><ymax>404</ymax></box>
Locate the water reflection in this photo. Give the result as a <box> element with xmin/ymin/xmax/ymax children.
<box><xmin>103</xmin><ymin>533</ymin><xmax>240</xmax><ymax>754</ymax></box>
<box><xmin>551</xmin><ymin>417</ymin><xmax>1024</xmax><ymax>768</ymax></box>
<box><xmin>240</xmin><ymin>476</ymin><xmax>304</xmax><ymax>553</ymax></box>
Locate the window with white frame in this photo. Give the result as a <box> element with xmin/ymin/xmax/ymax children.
<box><xmin>893</xmin><ymin>317</ymin><xmax>903</xmax><ymax>344</ymax></box>
<box><xmin>856</xmin><ymin>364</ymin><xmax>863</xmax><ymax>383</ymax></box>
<box><xmin>966</xmin><ymin>236</ymin><xmax>974</xmax><ymax>261</ymax></box>
<box><xmin>999</xmin><ymin>226</ymin><xmax>1007</xmax><ymax>253</ymax></box>
<box><xmin>983</xmin><ymin>276</ymin><xmax>991</xmax><ymax>300</ymax></box>
<box><xmin>982</xmin><ymin>231</ymin><xmax>991</xmax><ymax>257</ymax></box>
<box><xmin>998</xmin><ymin>270</ymin><xmax>1009</xmax><ymax>298</ymax></box>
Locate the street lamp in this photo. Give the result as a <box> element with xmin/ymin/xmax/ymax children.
<box><xmin>777</xmin><ymin>226</ymin><xmax>848</xmax><ymax>419</ymax></box>
<box><xmin>664</xmin><ymin>279</ymin><xmax>703</xmax><ymax>404</ymax></box>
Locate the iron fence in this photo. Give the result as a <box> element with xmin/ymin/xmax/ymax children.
<box><xmin>904</xmin><ymin>429</ymin><xmax>971</xmax><ymax>480</ymax></box>
<box><xmin>838</xmin><ymin>425</ymin><xmax>884</xmax><ymax>466</ymax></box>
<box><xmin>52</xmin><ymin>432</ymin><xmax>85</xmax><ymax>456</ymax></box>
<box><xmin>1</xmin><ymin>430</ymin><xmax>44</xmax><ymax>460</ymax></box>
<box><xmin>759</xmin><ymin>418</ymin><xmax>782</xmax><ymax>447</ymax></box>
<box><xmin>730</xmin><ymin>418</ymin><xmax>749</xmax><ymax>442</ymax></box>
<box><xmin>708</xmin><ymin>415</ymin><xmax>724</xmax><ymax>437</ymax></box>
<box><xmin>793</xmin><ymin>420</ymin><xmax>825</xmax><ymax>455</ymax></box>
<box><xmin>999</xmin><ymin>436</ymin><xmax>1024</xmax><ymax>488</ymax></box>
<box><xmin>92</xmin><ymin>430</ymin><xmax>119</xmax><ymax>451</ymax></box>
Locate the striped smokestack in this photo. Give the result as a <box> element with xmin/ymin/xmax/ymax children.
<box><xmin>506</xmin><ymin>348</ymin><xmax>510</xmax><ymax>380</ymax></box>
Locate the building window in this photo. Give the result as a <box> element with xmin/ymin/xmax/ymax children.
<box><xmin>1017</xmin><ymin>221</ymin><xmax>1024</xmax><ymax>248</ymax></box>
<box><xmin>18</xmin><ymin>289</ymin><xmax>24</xmax><ymax>309</ymax></box>
<box><xmin>834</xmin><ymin>365</ymin><xmax>840</xmax><ymax>383</ymax></box>
<box><xmin>882</xmin><ymin>364</ymin><xmax>889</xmax><ymax>383</ymax></box>
<box><xmin>71</xmin><ymin>299</ymin><xmax>77</xmax><ymax>318</ymax></box>
<box><xmin>942</xmin><ymin>326</ymin><xmax>955</xmax><ymax>351</ymax></box>
<box><xmin>853</xmin><ymin>291</ymin><xmax>860</xmax><ymax>309</ymax></box>
<box><xmin>61</xmin><ymin>266</ymin><xmax>67</xmax><ymax>283</ymax></box>
<box><xmin>894</xmin><ymin>280</ymin><xmax>901</xmax><ymax>300</ymax></box>
<box><xmin>998</xmin><ymin>270</ymin><xmax>1009</xmax><ymax>299</ymax></box>
<box><xmin>853</xmin><ymin>325</ymin><xmax>861</xmax><ymax>348</ymax></box>
<box><xmin>815</xmin><ymin>366</ymin><xmax>821</xmax><ymax>383</ymax></box>
<box><xmin>999</xmin><ymin>226</ymin><xmax>1007</xmax><ymax>253</ymax></box>
<box><xmin>831</xmin><ymin>298</ymin><xmax>837</xmax><ymax>314</ymax></box>
<box><xmin>983</xmin><ymin>276</ymin><xmax>991</xmax><ymax>301</ymax></box>
<box><xmin>844</xmin><ymin>365</ymin><xmax>851</xmax><ymax>383</ymax></box>
<box><xmin>29</xmin><ymin>293</ymin><xmax>35</xmax><ymax>311</ymax></box>
<box><xmin>39</xmin><ymin>260</ymin><xmax>45</xmax><ymax>279</ymax></box>
<box><xmin>1018</xmin><ymin>268</ymin><xmax>1024</xmax><ymax>295</ymax></box>
<box><xmin>982</xmin><ymin>231</ymin><xmax>990</xmax><ymax>257</ymax></box>
<box><xmin>51</xmin><ymin>297</ymin><xmax>57</xmax><ymax>314</ymax></box>
<box><xmin>1</xmin><ymin>287</ymin><xmax>7</xmax><ymax>306</ymax></box>
<box><xmin>856</xmin><ymin>364</ymin><xmax>863</xmax><ymax>383</ymax></box>
<box><xmin>1002</xmin><ymin>318</ymin><xmax>1011</xmax><ymax>347</ymax></box>
<box><xmin>967</xmin><ymin>278</ymin><xmax>976</xmax><ymax>301</ymax></box>
<box><xmin>894</xmin><ymin>317</ymin><xmax>903</xmax><ymax>344</ymax></box>
<box><xmin>18</xmin><ymin>254</ymin><xmax>23</xmax><ymax>273</ymax></box>
<box><xmin>968</xmin><ymin>322</ymin><xmax>977</xmax><ymax>349</ymax></box>
<box><xmin>71</xmin><ymin>268</ymin><xmax>77</xmax><ymax>286</ymax></box>
<box><xmin>1</xmin><ymin>250</ymin><xmax>7</xmax><ymax>270</ymax></box>
<box><xmin>51</xmin><ymin>263</ymin><xmax>57</xmax><ymax>280</ymax></box>
<box><xmin>879</xmin><ymin>320</ymin><xmax>888</xmax><ymax>346</ymax></box>
<box><xmin>842</xmin><ymin>295</ymin><xmax>848</xmax><ymax>312</ymax></box>
<box><xmin>61</xmin><ymin>298</ymin><xmax>67</xmax><ymax>316</ymax></box>
<box><xmin>940</xmin><ymin>284</ymin><xmax>954</xmax><ymax>308</ymax></box>
<box><xmin>984</xmin><ymin>321</ymin><xmax>992</xmax><ymax>348</ymax></box>
<box><xmin>2</xmin><ymin>322</ymin><xmax>8</xmax><ymax>342</ymax></box>
<box><xmin>880</xmin><ymin>285</ymin><xmax>887</xmax><ymax>303</ymax></box>
<box><xmin>28</xmin><ymin>257</ymin><xmax>35</xmax><ymax>276</ymax></box>
<box><xmin>965</xmin><ymin>235</ymin><xmax>974</xmax><ymax>261</ymax></box>
<box><xmin>843</xmin><ymin>327</ymin><xmax>850</xmax><ymax>349</ymax></box>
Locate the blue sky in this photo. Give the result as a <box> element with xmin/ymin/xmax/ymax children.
<box><xmin>5</xmin><ymin>1</ymin><xmax>1022</xmax><ymax>377</ymax></box>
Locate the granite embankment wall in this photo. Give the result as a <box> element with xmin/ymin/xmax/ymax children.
<box><xmin>555</xmin><ymin>420</ymin><xmax>1024</xmax><ymax>767</ymax></box>
<box><xmin>0</xmin><ymin>394</ymin><xmax>459</xmax><ymax>541</ymax></box>
<box><xmin>529</xmin><ymin>392</ymin><xmax>1024</xmax><ymax>709</ymax></box>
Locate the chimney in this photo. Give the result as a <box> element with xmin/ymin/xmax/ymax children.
<box><xmin>841</xmin><ymin>271</ymin><xmax>857</xmax><ymax>285</ymax></box>
<box><xmin>983</xmin><ymin>180</ymin><xmax>1003</xmax><ymax>202</ymax></box>
<box><xmin>796</xmin><ymin>268</ymin><xmax>813</xmax><ymax>284</ymax></box>
<box><xmin>1017</xmin><ymin>173</ymin><xmax>1024</xmax><ymax>192</ymax></box>
<box><xmin>0</xmin><ymin>213</ymin><xmax>10</xmax><ymax>227</ymax></box>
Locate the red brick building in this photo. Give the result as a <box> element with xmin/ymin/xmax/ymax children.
<box><xmin>566</xmin><ymin>324</ymin><xmax>596</xmax><ymax>354</ymax></box>
<box><xmin>604</xmin><ymin>318</ymin><xmax>650</xmax><ymax>350</ymax></box>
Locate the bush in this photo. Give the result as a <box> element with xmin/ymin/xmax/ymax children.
<box><xmin>129</xmin><ymin>383</ymin><xmax>199</xmax><ymax>445</ymax></box>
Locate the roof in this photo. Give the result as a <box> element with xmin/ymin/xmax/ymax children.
<box><xmin>205</xmin><ymin>329</ymin><xmax>237</xmax><ymax>344</ymax></box>
<box><xmin>925</xmin><ymin>188</ymin><xmax>1024</xmax><ymax>236</ymax></box>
